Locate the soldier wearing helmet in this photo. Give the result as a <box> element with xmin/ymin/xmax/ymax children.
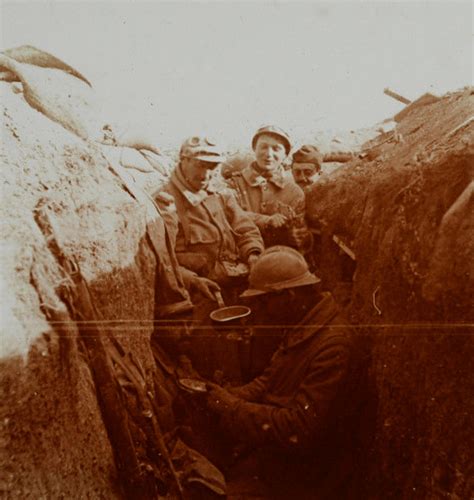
<box><xmin>202</xmin><ymin>246</ymin><xmax>366</xmax><ymax>498</ymax></box>
<box><xmin>153</xmin><ymin>136</ymin><xmax>264</xmax><ymax>379</ymax></box>
<box><xmin>227</xmin><ymin>126</ymin><xmax>312</xmax><ymax>255</ymax></box>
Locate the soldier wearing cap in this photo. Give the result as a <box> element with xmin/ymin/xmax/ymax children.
<box><xmin>160</xmin><ymin>136</ymin><xmax>264</xmax><ymax>288</ymax></box>
<box><xmin>291</xmin><ymin>144</ymin><xmax>324</xmax><ymax>189</ymax></box>
<box><xmin>201</xmin><ymin>246</ymin><xmax>367</xmax><ymax>498</ymax></box>
<box><xmin>227</xmin><ymin>126</ymin><xmax>312</xmax><ymax>256</ymax></box>
<box><xmin>154</xmin><ymin>136</ymin><xmax>264</xmax><ymax>379</ymax></box>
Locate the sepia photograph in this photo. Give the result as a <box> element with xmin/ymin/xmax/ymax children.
<box><xmin>1</xmin><ymin>1</ymin><xmax>473</xmax><ymax>498</ymax></box>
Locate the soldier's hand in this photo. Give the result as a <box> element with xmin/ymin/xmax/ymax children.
<box><xmin>288</xmin><ymin>227</ymin><xmax>311</xmax><ymax>249</ymax></box>
<box><xmin>267</xmin><ymin>213</ymin><xmax>287</xmax><ymax>228</ymax></box>
<box><xmin>247</xmin><ymin>253</ymin><xmax>260</xmax><ymax>269</ymax></box>
<box><xmin>206</xmin><ymin>382</ymin><xmax>238</xmax><ymax>413</ymax></box>
<box><xmin>190</xmin><ymin>276</ymin><xmax>221</xmax><ymax>300</ymax></box>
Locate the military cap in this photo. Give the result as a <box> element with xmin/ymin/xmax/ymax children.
<box><xmin>179</xmin><ymin>136</ymin><xmax>224</xmax><ymax>163</ymax></box>
<box><xmin>292</xmin><ymin>144</ymin><xmax>323</xmax><ymax>167</ymax></box>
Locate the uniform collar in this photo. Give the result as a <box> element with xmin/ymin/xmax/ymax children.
<box><xmin>171</xmin><ymin>165</ymin><xmax>209</xmax><ymax>207</ymax></box>
<box><xmin>242</xmin><ymin>162</ymin><xmax>285</xmax><ymax>189</ymax></box>
<box><xmin>283</xmin><ymin>292</ymin><xmax>340</xmax><ymax>349</ymax></box>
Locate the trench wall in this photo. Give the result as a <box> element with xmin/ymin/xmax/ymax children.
<box><xmin>1</xmin><ymin>83</ymin><xmax>163</xmax><ymax>497</ymax></box>
<box><xmin>307</xmin><ymin>88</ymin><xmax>474</xmax><ymax>499</ymax></box>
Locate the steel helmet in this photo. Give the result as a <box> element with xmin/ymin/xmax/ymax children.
<box><xmin>251</xmin><ymin>126</ymin><xmax>292</xmax><ymax>155</ymax></box>
<box><xmin>241</xmin><ymin>246</ymin><xmax>320</xmax><ymax>297</ymax></box>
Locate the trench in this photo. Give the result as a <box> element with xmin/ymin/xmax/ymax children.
<box><xmin>2</xmin><ymin>86</ymin><xmax>473</xmax><ymax>499</ymax></box>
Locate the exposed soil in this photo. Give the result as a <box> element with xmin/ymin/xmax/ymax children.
<box><xmin>306</xmin><ymin>87</ymin><xmax>474</xmax><ymax>499</ymax></box>
<box><xmin>1</xmin><ymin>81</ymin><xmax>171</xmax><ymax>497</ymax></box>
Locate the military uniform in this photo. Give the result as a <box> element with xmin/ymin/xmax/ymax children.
<box><xmin>146</xmin><ymin>211</ymin><xmax>195</xmax><ymax>318</ymax></box>
<box><xmin>228</xmin><ymin>162</ymin><xmax>312</xmax><ymax>253</ymax></box>
<box><xmin>155</xmin><ymin>161</ymin><xmax>264</xmax><ymax>381</ymax></box>
<box><xmin>162</xmin><ymin>164</ymin><xmax>264</xmax><ymax>287</ymax></box>
<box><xmin>212</xmin><ymin>293</ymin><xmax>366</xmax><ymax>499</ymax></box>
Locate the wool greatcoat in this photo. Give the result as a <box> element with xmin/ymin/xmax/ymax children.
<box><xmin>214</xmin><ymin>292</ymin><xmax>368</xmax><ymax>498</ymax></box>
<box><xmin>227</xmin><ymin>162</ymin><xmax>311</xmax><ymax>253</ymax></box>
<box><xmin>161</xmin><ymin>165</ymin><xmax>264</xmax><ymax>287</ymax></box>
<box><xmin>154</xmin><ymin>165</ymin><xmax>265</xmax><ymax>381</ymax></box>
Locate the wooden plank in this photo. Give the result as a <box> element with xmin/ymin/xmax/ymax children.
<box><xmin>332</xmin><ymin>234</ymin><xmax>356</xmax><ymax>260</ymax></box>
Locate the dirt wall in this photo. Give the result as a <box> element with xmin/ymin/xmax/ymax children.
<box><xmin>0</xmin><ymin>335</ymin><xmax>120</xmax><ymax>498</ymax></box>
<box><xmin>1</xmin><ymin>82</ymin><xmax>167</xmax><ymax>497</ymax></box>
<box><xmin>306</xmin><ymin>88</ymin><xmax>474</xmax><ymax>499</ymax></box>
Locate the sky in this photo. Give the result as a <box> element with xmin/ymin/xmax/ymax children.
<box><xmin>2</xmin><ymin>1</ymin><xmax>472</xmax><ymax>149</ymax></box>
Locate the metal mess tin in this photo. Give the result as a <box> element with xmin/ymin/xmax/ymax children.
<box><xmin>210</xmin><ymin>305</ymin><xmax>251</xmax><ymax>323</ymax></box>
<box><xmin>210</xmin><ymin>290</ymin><xmax>252</xmax><ymax>323</ymax></box>
<box><xmin>178</xmin><ymin>378</ymin><xmax>208</xmax><ymax>393</ymax></box>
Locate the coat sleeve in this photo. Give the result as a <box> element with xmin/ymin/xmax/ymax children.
<box><xmin>146</xmin><ymin>192</ymin><xmax>194</xmax><ymax>317</ymax></box>
<box><xmin>287</xmin><ymin>184</ymin><xmax>313</xmax><ymax>253</ymax></box>
<box><xmin>222</xmin><ymin>192</ymin><xmax>265</xmax><ymax>259</ymax></box>
<box><xmin>228</xmin><ymin>365</ymin><xmax>273</xmax><ymax>402</ymax></box>
<box><xmin>152</xmin><ymin>190</ymin><xmax>197</xmax><ymax>293</ymax></box>
<box><xmin>220</xmin><ymin>340</ymin><xmax>352</xmax><ymax>452</ymax></box>
<box><xmin>179</xmin><ymin>265</ymin><xmax>198</xmax><ymax>288</ymax></box>
<box><xmin>245</xmin><ymin>210</ymin><xmax>272</xmax><ymax>230</ymax></box>
<box><xmin>290</xmin><ymin>184</ymin><xmax>306</xmax><ymax>217</ymax></box>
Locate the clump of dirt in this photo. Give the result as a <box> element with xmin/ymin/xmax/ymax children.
<box><xmin>305</xmin><ymin>125</ymin><xmax>384</xmax><ymax>155</ymax></box>
<box><xmin>306</xmin><ymin>87</ymin><xmax>474</xmax><ymax>498</ymax></box>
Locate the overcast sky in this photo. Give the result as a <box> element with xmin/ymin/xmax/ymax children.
<box><xmin>2</xmin><ymin>1</ymin><xmax>472</xmax><ymax>148</ymax></box>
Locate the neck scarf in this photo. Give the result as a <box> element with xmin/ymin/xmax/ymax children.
<box><xmin>174</xmin><ymin>165</ymin><xmax>209</xmax><ymax>206</ymax></box>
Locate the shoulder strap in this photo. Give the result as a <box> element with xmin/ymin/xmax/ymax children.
<box><xmin>166</xmin><ymin>183</ymin><xmax>192</xmax><ymax>246</ymax></box>
<box><xmin>228</xmin><ymin>173</ymin><xmax>251</xmax><ymax>211</ymax></box>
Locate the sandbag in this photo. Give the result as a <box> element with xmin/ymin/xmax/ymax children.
<box><xmin>0</xmin><ymin>54</ymin><xmax>103</xmax><ymax>141</ymax></box>
<box><xmin>3</xmin><ymin>44</ymin><xmax>91</xmax><ymax>86</ymax></box>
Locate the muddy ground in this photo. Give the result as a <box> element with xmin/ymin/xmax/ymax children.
<box><xmin>1</xmin><ymin>78</ymin><xmax>473</xmax><ymax>498</ymax></box>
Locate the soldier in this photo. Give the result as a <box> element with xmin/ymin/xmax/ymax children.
<box><xmin>154</xmin><ymin>136</ymin><xmax>265</xmax><ymax>380</ymax></box>
<box><xmin>160</xmin><ymin>136</ymin><xmax>263</xmax><ymax>290</ymax></box>
<box><xmin>202</xmin><ymin>246</ymin><xmax>368</xmax><ymax>499</ymax></box>
<box><xmin>291</xmin><ymin>144</ymin><xmax>324</xmax><ymax>189</ymax></box>
<box><xmin>227</xmin><ymin>125</ymin><xmax>312</xmax><ymax>256</ymax></box>
<box><xmin>291</xmin><ymin>144</ymin><xmax>325</xmax><ymax>272</ymax></box>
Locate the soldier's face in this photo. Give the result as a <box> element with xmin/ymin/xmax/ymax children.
<box><xmin>255</xmin><ymin>289</ymin><xmax>295</xmax><ymax>324</ymax></box>
<box><xmin>182</xmin><ymin>158</ymin><xmax>218</xmax><ymax>191</ymax></box>
<box><xmin>292</xmin><ymin>162</ymin><xmax>320</xmax><ymax>188</ymax></box>
<box><xmin>254</xmin><ymin>134</ymin><xmax>287</xmax><ymax>172</ymax></box>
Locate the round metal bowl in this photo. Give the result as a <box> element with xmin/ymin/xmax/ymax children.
<box><xmin>210</xmin><ymin>305</ymin><xmax>251</xmax><ymax>323</ymax></box>
<box><xmin>178</xmin><ymin>378</ymin><xmax>207</xmax><ymax>393</ymax></box>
